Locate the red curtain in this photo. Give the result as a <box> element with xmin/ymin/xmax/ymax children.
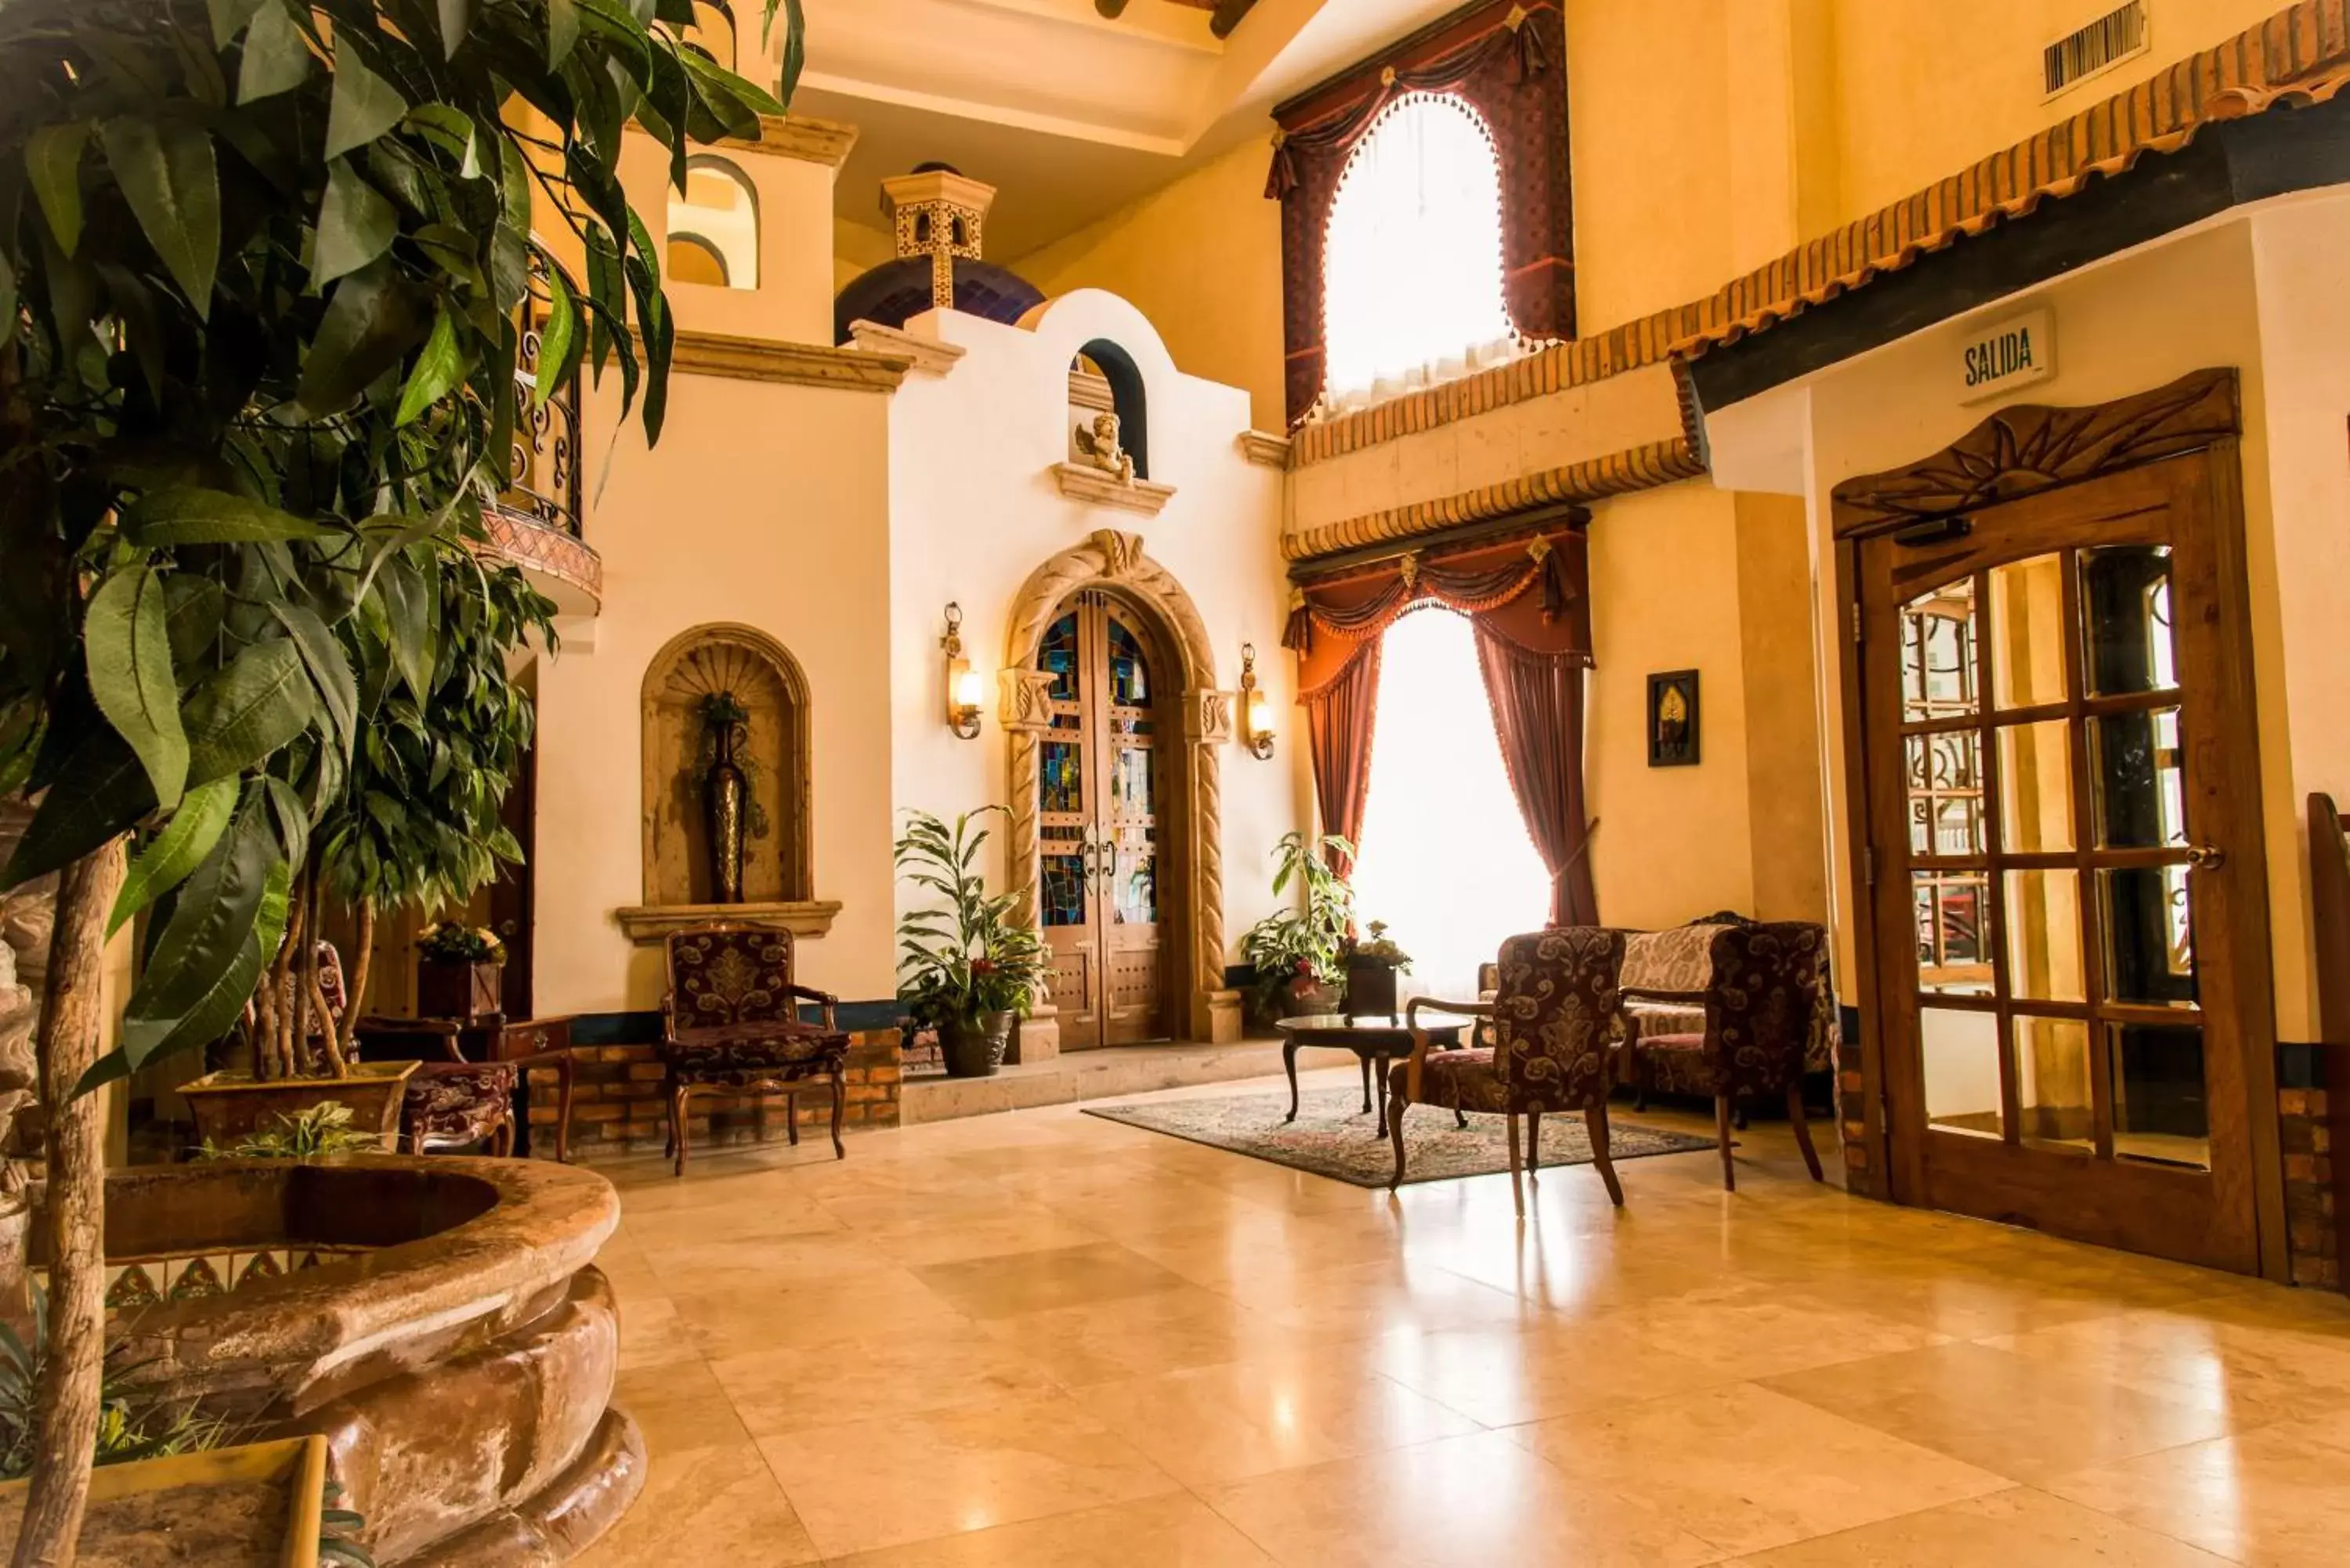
<box><xmin>1301</xmin><ymin>638</ymin><xmax>1382</xmax><ymax>874</ymax></box>
<box><xmin>1290</xmin><ymin>526</ymin><xmax>1595</xmax><ymax>921</ymax></box>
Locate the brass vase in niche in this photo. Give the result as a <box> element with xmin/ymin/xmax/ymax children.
<box><xmin>703</xmin><ymin>720</ymin><xmax>748</xmax><ymax>904</ymax></box>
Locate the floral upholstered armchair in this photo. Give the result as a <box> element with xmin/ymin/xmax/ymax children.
<box><xmin>1620</xmin><ymin>920</ymin><xmax>1833</xmax><ymax>1191</ymax></box>
<box><xmin>660</xmin><ymin>923</ymin><xmax>850</xmax><ymax>1176</ymax></box>
<box><xmin>401</xmin><ymin>1062</ymin><xmax>519</xmax><ymax>1155</ymax></box>
<box><xmin>1388</xmin><ymin>927</ymin><xmax>1629</xmax><ymax>1209</ymax></box>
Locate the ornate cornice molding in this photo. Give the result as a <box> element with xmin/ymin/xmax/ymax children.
<box><xmin>720</xmin><ymin>114</ymin><xmax>859</xmax><ymax>168</ymax></box>
<box><xmin>1281</xmin><ymin>439</ymin><xmax>1705</xmax><ymax>562</ymax></box>
<box><xmin>660</xmin><ymin>331</ymin><xmax>913</xmax><ymax>393</ymax></box>
<box><xmin>846</xmin><ymin>319</ymin><xmax>965</xmax><ymax>377</ymax></box>
<box><xmin>1237</xmin><ymin>431</ymin><xmax>1291</xmax><ymax>469</ymax></box>
<box><xmin>614</xmin><ymin>901</ymin><xmax>843</xmax><ymax>943</ymax></box>
<box><xmin>1052</xmin><ymin>462</ymin><xmax>1177</xmax><ymax>515</ymax></box>
<box><xmin>1829</xmin><ymin>369</ymin><xmax>2240</xmax><ymax>540</ymax></box>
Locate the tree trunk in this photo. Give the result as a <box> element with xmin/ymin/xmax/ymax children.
<box><xmin>336</xmin><ymin>901</ymin><xmax>375</xmax><ymax>1061</ymax></box>
<box><xmin>12</xmin><ymin>836</ymin><xmax>126</xmax><ymax>1568</ymax></box>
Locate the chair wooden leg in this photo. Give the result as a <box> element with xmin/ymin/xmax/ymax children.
<box><xmin>1527</xmin><ymin>1109</ymin><xmax>1542</xmax><ymax>1177</ymax></box>
<box><xmin>1505</xmin><ymin>1111</ymin><xmax>1524</xmax><ymax>1216</ymax></box>
<box><xmin>1585</xmin><ymin>1101</ymin><xmax>1624</xmax><ymax>1206</ymax></box>
<box><xmin>785</xmin><ymin>1089</ymin><xmax>799</xmax><ymax>1146</ymax></box>
<box><xmin>554</xmin><ymin>1053</ymin><xmax>576</xmax><ymax>1165</ymax></box>
<box><xmin>1386</xmin><ymin>1097</ymin><xmax>1408</xmax><ymax>1190</ymax></box>
<box><xmin>1788</xmin><ymin>1084</ymin><xmax>1825</xmax><ymax>1182</ymax></box>
<box><xmin>1715</xmin><ymin>1094</ymin><xmax>1737</xmax><ymax>1192</ymax></box>
<box><xmin>493</xmin><ymin>1119</ymin><xmax>515</xmax><ymax>1158</ymax></box>
<box><xmin>830</xmin><ymin>1066</ymin><xmax>846</xmax><ymax>1159</ymax></box>
<box><xmin>671</xmin><ymin>1085</ymin><xmax>695</xmax><ymax>1178</ymax></box>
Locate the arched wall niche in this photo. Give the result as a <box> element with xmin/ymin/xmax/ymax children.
<box><xmin>1076</xmin><ymin>338</ymin><xmax>1150</xmax><ymax>480</ymax></box>
<box><xmin>667</xmin><ymin>155</ymin><xmax>759</xmax><ymax>291</ymax></box>
<box><xmin>1000</xmin><ymin>530</ymin><xmax>1240</xmax><ymax>1046</ymax></box>
<box><xmin>639</xmin><ymin>624</ymin><xmax>812</xmax><ymax>910</ymax></box>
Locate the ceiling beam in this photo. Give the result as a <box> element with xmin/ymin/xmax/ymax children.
<box><xmin>1209</xmin><ymin>0</ymin><xmax>1257</xmax><ymax>37</ymax></box>
<box><xmin>1094</xmin><ymin>0</ymin><xmax>1133</xmax><ymax>16</ymax></box>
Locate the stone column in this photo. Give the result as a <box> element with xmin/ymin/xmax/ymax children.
<box><xmin>999</xmin><ymin>668</ymin><xmax>1061</xmax><ymax>1064</ymax></box>
<box><xmin>1182</xmin><ymin>690</ymin><xmax>1243</xmax><ymax>1045</ymax></box>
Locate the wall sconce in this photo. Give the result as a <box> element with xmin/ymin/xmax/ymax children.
<box><xmin>942</xmin><ymin>603</ymin><xmax>983</xmax><ymax>739</ymax></box>
<box><xmin>1238</xmin><ymin>642</ymin><xmax>1275</xmax><ymax>760</ymax></box>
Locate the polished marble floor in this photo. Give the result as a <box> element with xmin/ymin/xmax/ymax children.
<box><xmin>577</xmin><ymin>1068</ymin><xmax>2350</xmax><ymax>1566</ymax></box>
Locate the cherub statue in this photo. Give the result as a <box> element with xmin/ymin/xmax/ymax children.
<box><xmin>1073</xmin><ymin>410</ymin><xmax>1135</xmax><ymax>486</ymax></box>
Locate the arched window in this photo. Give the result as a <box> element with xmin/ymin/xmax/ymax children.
<box><xmin>1321</xmin><ymin>93</ymin><xmax>1515</xmax><ymax>412</ymax></box>
<box><xmin>667</xmin><ymin>156</ymin><xmax>758</xmax><ymax>291</ymax></box>
<box><xmin>1074</xmin><ymin>339</ymin><xmax>1149</xmax><ymax>481</ymax></box>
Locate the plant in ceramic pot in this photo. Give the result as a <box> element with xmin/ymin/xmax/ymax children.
<box><xmin>895</xmin><ymin>809</ymin><xmax>1050</xmax><ymax>1078</ymax></box>
<box><xmin>412</xmin><ymin>922</ymin><xmax>508</xmax><ymax>1024</ymax></box>
<box><xmin>1240</xmin><ymin>833</ymin><xmax>1355</xmax><ymax>1019</ymax></box>
<box><xmin>0</xmin><ymin>0</ymin><xmax>801</xmax><ymax>1550</ymax></box>
<box><xmin>1340</xmin><ymin>921</ymin><xmax>1413</xmax><ymax>1021</ymax></box>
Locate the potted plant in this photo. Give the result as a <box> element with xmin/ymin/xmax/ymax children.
<box><xmin>1341</xmin><ymin>921</ymin><xmax>1413</xmax><ymax>1021</ymax></box>
<box><xmin>895</xmin><ymin>809</ymin><xmax>1050</xmax><ymax>1078</ymax></box>
<box><xmin>0</xmin><ymin>0</ymin><xmax>800</xmax><ymax>1552</ymax></box>
<box><xmin>1239</xmin><ymin>833</ymin><xmax>1355</xmax><ymax>1019</ymax></box>
<box><xmin>414</xmin><ymin>923</ymin><xmax>508</xmax><ymax>1023</ymax></box>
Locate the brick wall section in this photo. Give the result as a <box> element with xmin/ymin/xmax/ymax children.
<box><xmin>2282</xmin><ymin>1086</ymin><xmax>2337</xmax><ymax>1289</ymax></box>
<box><xmin>1836</xmin><ymin>1033</ymin><xmax>1881</xmax><ymax>1200</ymax></box>
<box><xmin>530</xmin><ymin>1029</ymin><xmax>902</xmax><ymax>1162</ymax></box>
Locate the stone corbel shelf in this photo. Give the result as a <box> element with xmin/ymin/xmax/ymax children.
<box><xmin>847</xmin><ymin>319</ymin><xmax>965</xmax><ymax>378</ymax></box>
<box><xmin>1237</xmin><ymin>430</ymin><xmax>1292</xmax><ymax>468</ymax></box>
<box><xmin>615</xmin><ymin>901</ymin><xmax>843</xmax><ymax>943</ymax></box>
<box><xmin>1052</xmin><ymin>462</ymin><xmax>1176</xmax><ymax>517</ymax></box>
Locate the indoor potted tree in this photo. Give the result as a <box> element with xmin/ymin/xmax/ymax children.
<box><xmin>0</xmin><ymin>0</ymin><xmax>801</xmax><ymax>1555</ymax></box>
<box><xmin>1239</xmin><ymin>833</ymin><xmax>1355</xmax><ymax>1018</ymax></box>
<box><xmin>895</xmin><ymin>808</ymin><xmax>1050</xmax><ymax>1078</ymax></box>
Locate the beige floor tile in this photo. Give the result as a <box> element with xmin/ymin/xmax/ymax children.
<box><xmin>638</xmin><ymin>1229</ymin><xmax>896</xmax><ymax>1292</ymax></box>
<box><xmin>1611</xmin><ymin>1280</ymin><xmax>1953</xmax><ymax>1381</ymax></box>
<box><xmin>1718</xmin><ymin>1485</ymin><xmax>2236</xmax><ymax>1566</ymax></box>
<box><xmin>710</xmin><ymin>1331</ymin><xmax>1061</xmax><ymax>1437</ymax></box>
<box><xmin>1220</xmin><ymin>1255</ymin><xmax>1549</xmax><ymax>1338</ymax></box>
<box><xmin>826</xmin><ymin>1493</ymin><xmax>1281</xmax><ymax>1567</ymax></box>
<box><xmin>909</xmin><ymin>1241</ymin><xmax>1194</xmax><ymax>1320</ymax></box>
<box><xmin>669</xmin><ymin>1268</ymin><xmax>968</xmax><ymax>1359</ymax></box>
<box><xmin>1199</xmin><ymin>1428</ymin><xmax>1723</xmax><ymax>1568</ymax></box>
<box><xmin>1509</xmin><ymin>1382</ymin><xmax>2008</xmax><ymax>1555</ymax></box>
<box><xmin>978</xmin><ymin>1281</ymin><xmax>1345</xmax><ymax>1386</ymax></box>
<box><xmin>612</xmin><ymin>1291</ymin><xmax>699</xmax><ymax>1372</ymax></box>
<box><xmin>573</xmin><ymin>1440</ymin><xmax>819</xmax><ymax>1566</ymax></box>
<box><xmin>1985</xmin><ymin>1302</ymin><xmax>2350</xmax><ymax>1424</ymax></box>
<box><xmin>754</xmin><ymin>1392</ymin><xmax>1183</xmax><ymax>1557</ymax></box>
<box><xmin>1067</xmin><ymin>1357</ymin><xmax>1482</xmax><ymax>1487</ymax></box>
<box><xmin>858</xmin><ymin>1205</ymin><xmax>1113</xmax><ymax>1266</ymax></box>
<box><xmin>1765</xmin><ymin>1340</ymin><xmax>2233</xmax><ymax>1483</ymax></box>
<box><xmin>613</xmin><ymin>1359</ymin><xmax>751</xmax><ymax>1457</ymax></box>
<box><xmin>2044</xmin><ymin>1407</ymin><xmax>2350</xmax><ymax>1566</ymax></box>
<box><xmin>1368</xmin><ymin>1318</ymin><xmax>1734</xmax><ymax>1427</ymax></box>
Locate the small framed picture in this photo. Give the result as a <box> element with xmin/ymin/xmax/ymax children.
<box><xmin>1647</xmin><ymin>670</ymin><xmax>1700</xmax><ymax>767</ymax></box>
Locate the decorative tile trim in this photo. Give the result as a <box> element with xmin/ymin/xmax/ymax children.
<box><xmin>613</xmin><ymin>901</ymin><xmax>844</xmax><ymax>942</ymax></box>
<box><xmin>719</xmin><ymin>114</ymin><xmax>860</xmax><ymax>168</ymax></box>
<box><xmin>1052</xmin><ymin>462</ymin><xmax>1177</xmax><ymax>515</ymax></box>
<box><xmin>1279</xmin><ymin>439</ymin><xmax>1705</xmax><ymax>561</ymax></box>
<box><xmin>660</xmin><ymin>331</ymin><xmax>913</xmax><ymax>393</ymax></box>
<box><xmin>1237</xmin><ymin>431</ymin><xmax>1292</xmax><ymax>468</ymax></box>
<box><xmin>477</xmin><ymin>506</ymin><xmax>602</xmax><ymax>609</ymax></box>
<box><xmin>1285</xmin><ymin>0</ymin><xmax>2350</xmax><ymax>471</ymax></box>
<box><xmin>847</xmin><ymin>319</ymin><xmax>966</xmax><ymax>377</ymax></box>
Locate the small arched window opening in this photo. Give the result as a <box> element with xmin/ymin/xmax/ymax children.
<box><xmin>951</xmin><ymin>215</ymin><xmax>968</xmax><ymax>247</ymax></box>
<box><xmin>1321</xmin><ymin>92</ymin><xmax>1514</xmax><ymax>411</ymax></box>
<box><xmin>667</xmin><ymin>156</ymin><xmax>758</xmax><ymax>291</ymax></box>
<box><xmin>1074</xmin><ymin>340</ymin><xmax>1148</xmax><ymax>481</ymax></box>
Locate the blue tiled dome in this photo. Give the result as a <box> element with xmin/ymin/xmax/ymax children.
<box><xmin>833</xmin><ymin>255</ymin><xmax>1046</xmax><ymax>344</ymax></box>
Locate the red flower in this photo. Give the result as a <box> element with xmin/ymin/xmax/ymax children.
<box><xmin>971</xmin><ymin>959</ymin><xmax>997</xmax><ymax>976</ymax></box>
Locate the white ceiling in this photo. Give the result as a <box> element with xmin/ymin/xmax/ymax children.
<box><xmin>774</xmin><ymin>0</ymin><xmax>1473</xmax><ymax>264</ymax></box>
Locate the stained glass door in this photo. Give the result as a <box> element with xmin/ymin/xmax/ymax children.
<box><xmin>1856</xmin><ymin>453</ymin><xmax>2270</xmax><ymax>1274</ymax></box>
<box><xmin>1036</xmin><ymin>592</ymin><xmax>1170</xmax><ymax>1050</ymax></box>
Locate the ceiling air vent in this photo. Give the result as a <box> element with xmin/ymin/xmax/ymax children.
<box><xmin>2044</xmin><ymin>2</ymin><xmax>2149</xmax><ymax>96</ymax></box>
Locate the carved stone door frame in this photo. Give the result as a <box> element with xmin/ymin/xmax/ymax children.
<box><xmin>1003</xmin><ymin>530</ymin><xmax>1242</xmax><ymax>1050</ymax></box>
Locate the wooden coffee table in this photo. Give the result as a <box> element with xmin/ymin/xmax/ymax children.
<box><xmin>1272</xmin><ymin>1013</ymin><xmax>1469</xmax><ymax>1136</ymax></box>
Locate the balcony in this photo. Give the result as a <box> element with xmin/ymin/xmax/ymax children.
<box><xmin>479</xmin><ymin>297</ymin><xmax>602</xmax><ymax>616</ymax></box>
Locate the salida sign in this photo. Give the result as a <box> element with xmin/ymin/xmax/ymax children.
<box><xmin>1958</xmin><ymin>306</ymin><xmax>2055</xmax><ymax>403</ymax></box>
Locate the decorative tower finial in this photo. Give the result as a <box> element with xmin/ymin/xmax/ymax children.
<box><xmin>879</xmin><ymin>164</ymin><xmax>997</xmax><ymax>311</ymax></box>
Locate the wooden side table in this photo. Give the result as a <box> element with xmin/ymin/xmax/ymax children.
<box><xmin>1271</xmin><ymin>1013</ymin><xmax>1468</xmax><ymax>1138</ymax></box>
<box><xmin>355</xmin><ymin>1013</ymin><xmax>577</xmax><ymax>1162</ymax></box>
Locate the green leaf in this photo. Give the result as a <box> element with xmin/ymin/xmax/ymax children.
<box><xmin>395</xmin><ymin>307</ymin><xmax>464</xmax><ymax>426</ymax></box>
<box><xmin>271</xmin><ymin>602</ymin><xmax>358</xmax><ymax>764</ymax></box>
<box><xmin>183</xmin><ymin>639</ymin><xmax>313</xmax><ymax>786</ymax></box>
<box><xmin>85</xmin><ymin>565</ymin><xmax>188</xmax><ymax>811</ymax></box>
<box><xmin>325</xmin><ymin>37</ymin><xmax>407</xmax><ymax>161</ymax></box>
<box><xmin>109</xmin><ymin>776</ymin><xmax>237</xmax><ymax>937</ymax></box>
<box><xmin>437</xmin><ymin>0</ymin><xmax>473</xmax><ymax>59</ymax></box>
<box><xmin>2</xmin><ymin>728</ymin><xmax>154</xmax><ymax>891</ymax></box>
<box><xmin>549</xmin><ymin>0</ymin><xmax>582</xmax><ymax>67</ymax></box>
<box><xmin>206</xmin><ymin>0</ymin><xmax>268</xmax><ymax>49</ymax></box>
<box><xmin>0</xmin><ymin>246</ymin><xmax>16</xmax><ymax>335</ymax></box>
<box><xmin>121</xmin><ymin>488</ymin><xmax>329</xmax><ymax>548</ymax></box>
<box><xmin>103</xmin><ymin>805</ymin><xmax>287</xmax><ymax>1082</ymax></box>
<box><xmin>779</xmin><ymin>0</ymin><xmax>806</xmax><ymax>105</ymax></box>
<box><xmin>163</xmin><ymin>575</ymin><xmax>226</xmax><ymax>672</ymax></box>
<box><xmin>313</xmin><ymin>159</ymin><xmax>396</xmax><ymax>287</ymax></box>
<box><xmin>238</xmin><ymin>0</ymin><xmax>313</xmax><ymax>103</ymax></box>
<box><xmin>297</xmin><ymin>258</ymin><xmax>428</xmax><ymax>416</ymax></box>
<box><xmin>100</xmin><ymin>117</ymin><xmax>221</xmax><ymax>318</ymax></box>
<box><xmin>25</xmin><ymin>122</ymin><xmax>89</xmax><ymax>258</ymax></box>
<box><xmin>377</xmin><ymin>550</ymin><xmax>438</xmax><ymax>702</ymax></box>
<box><xmin>537</xmin><ymin>265</ymin><xmax>577</xmax><ymax>407</ymax></box>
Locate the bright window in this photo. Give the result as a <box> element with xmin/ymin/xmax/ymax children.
<box><xmin>1321</xmin><ymin>93</ymin><xmax>1516</xmax><ymax>413</ymax></box>
<box><xmin>1350</xmin><ymin>609</ymin><xmax>1551</xmax><ymax>1003</ymax></box>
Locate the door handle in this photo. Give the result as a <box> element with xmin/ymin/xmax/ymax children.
<box><xmin>2184</xmin><ymin>844</ymin><xmax>2226</xmax><ymax>870</ymax></box>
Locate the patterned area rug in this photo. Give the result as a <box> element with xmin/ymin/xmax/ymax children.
<box><xmin>1085</xmin><ymin>1087</ymin><xmax>1717</xmax><ymax>1188</ymax></box>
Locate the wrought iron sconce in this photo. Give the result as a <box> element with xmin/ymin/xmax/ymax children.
<box><xmin>1238</xmin><ymin>642</ymin><xmax>1276</xmax><ymax>760</ymax></box>
<box><xmin>942</xmin><ymin>603</ymin><xmax>983</xmax><ymax>739</ymax></box>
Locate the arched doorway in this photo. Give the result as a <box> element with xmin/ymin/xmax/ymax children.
<box><xmin>1004</xmin><ymin>530</ymin><xmax>1241</xmax><ymax>1050</ymax></box>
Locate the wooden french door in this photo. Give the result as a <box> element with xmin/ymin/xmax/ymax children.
<box><xmin>1853</xmin><ymin>451</ymin><xmax>2273</xmax><ymax>1274</ymax></box>
<box><xmin>1036</xmin><ymin>592</ymin><xmax>1171</xmax><ymax>1050</ymax></box>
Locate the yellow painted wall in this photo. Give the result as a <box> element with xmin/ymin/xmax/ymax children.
<box><xmin>833</xmin><ymin>219</ymin><xmax>896</xmax><ymax>297</ymax></box>
<box><xmin>1011</xmin><ymin>138</ymin><xmax>1287</xmax><ymax>432</ymax></box>
<box><xmin>1736</xmin><ymin>492</ymin><xmax>1831</xmax><ymax>923</ymax></box>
